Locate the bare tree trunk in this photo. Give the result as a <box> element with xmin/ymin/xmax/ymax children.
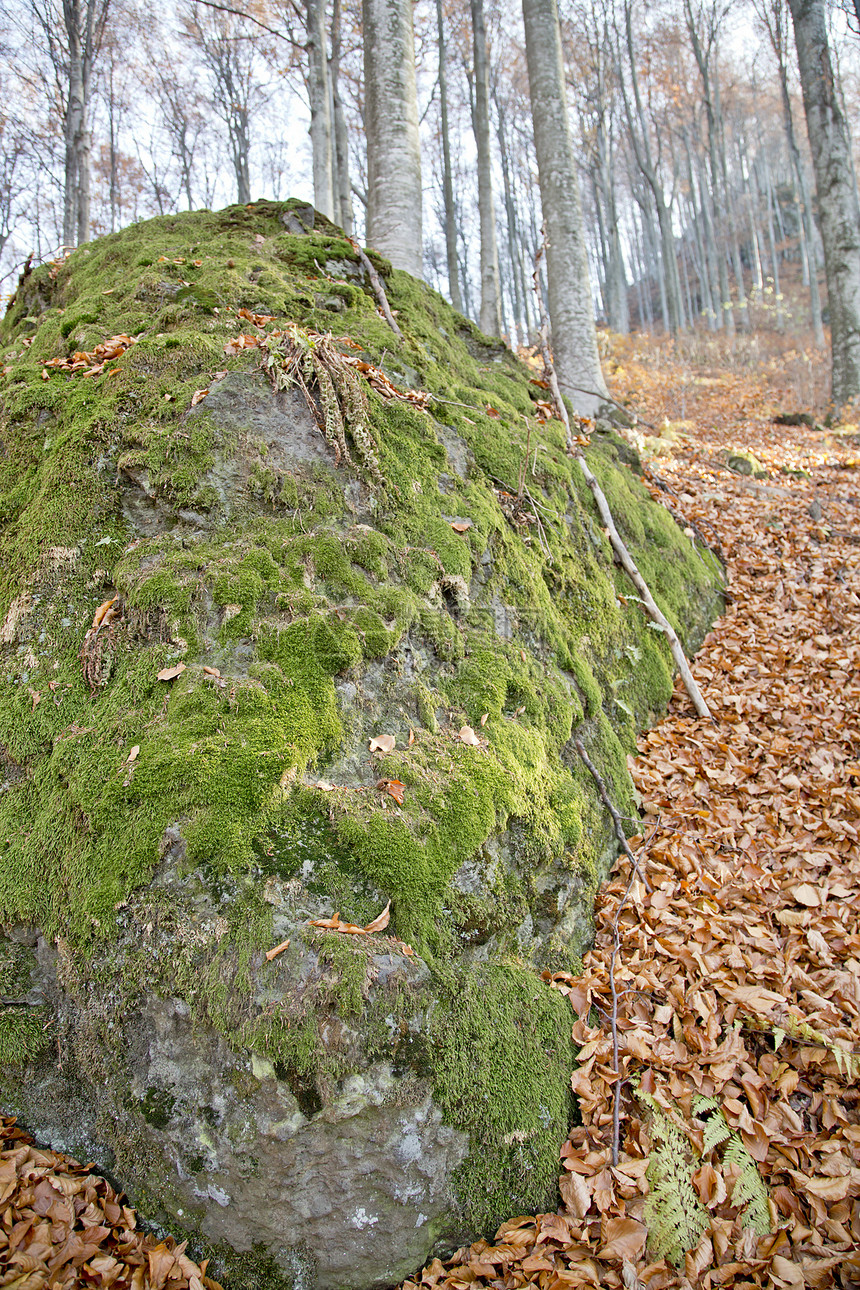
<box><xmin>470</xmin><ymin>0</ymin><xmax>501</xmax><ymax>334</ymax></box>
<box><xmin>522</xmin><ymin>0</ymin><xmax>608</xmax><ymax>413</ymax></box>
<box><xmin>618</xmin><ymin>0</ymin><xmax>683</xmax><ymax>333</ymax></box>
<box><xmin>788</xmin><ymin>0</ymin><xmax>860</xmax><ymax>403</ymax></box>
<box><xmin>436</xmin><ymin>0</ymin><xmax>461</xmax><ymax>309</ymax></box>
<box><xmin>307</xmin><ymin>0</ymin><xmax>335</xmax><ymax>220</ymax></box>
<box><xmin>329</xmin><ymin>0</ymin><xmax>353</xmax><ymax>233</ymax></box>
<box><xmin>364</xmin><ymin>0</ymin><xmax>423</xmax><ymax>277</ymax></box>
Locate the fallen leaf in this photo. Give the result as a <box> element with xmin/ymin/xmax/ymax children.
<box><xmin>378</xmin><ymin>778</ymin><xmax>405</xmax><ymax>805</ymax></box>
<box><xmin>265</xmin><ymin>939</ymin><xmax>290</xmax><ymax>961</ymax></box>
<box><xmin>790</xmin><ymin>881</ymin><xmax>820</xmax><ymax>906</ymax></box>
<box><xmin>127</xmin><ymin>745</ymin><xmax>140</xmax><ymax>763</ymax></box>
<box><xmin>190</xmin><ymin>388</ymin><xmax>209</xmax><ymax>407</ymax></box>
<box><xmin>597</xmin><ymin>1217</ymin><xmax>647</xmax><ymax>1261</ymax></box>
<box><xmin>203</xmin><ymin>666</ymin><xmax>221</xmax><ymax>678</ymax></box>
<box><xmin>156</xmin><ymin>663</ymin><xmax>186</xmax><ymax>681</ymax></box>
<box><xmin>92</xmin><ymin>596</ymin><xmax>119</xmax><ymax>628</ymax></box>
<box><xmin>459</xmin><ymin>725</ymin><xmax>481</xmax><ymax>746</ymax></box>
<box><xmin>450</xmin><ymin>520</ymin><xmax>473</xmax><ymax>533</ymax></box>
<box><xmin>364</xmin><ymin>900</ymin><xmax>391</xmax><ymax>934</ymax></box>
<box><xmin>369</xmin><ymin>734</ymin><xmax>396</xmax><ymax>753</ymax></box>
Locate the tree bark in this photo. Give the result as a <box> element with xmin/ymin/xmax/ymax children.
<box><xmin>788</xmin><ymin>0</ymin><xmax>860</xmax><ymax>404</ymax></box>
<box><xmin>307</xmin><ymin>0</ymin><xmax>335</xmax><ymax>221</ymax></box>
<box><xmin>329</xmin><ymin>0</ymin><xmax>353</xmax><ymax>233</ymax></box>
<box><xmin>470</xmin><ymin>0</ymin><xmax>502</xmax><ymax>335</ymax></box>
<box><xmin>522</xmin><ymin>0</ymin><xmax>608</xmax><ymax>415</ymax></box>
<box><xmin>363</xmin><ymin>0</ymin><xmax>424</xmax><ymax>278</ymax></box>
<box><xmin>61</xmin><ymin>0</ymin><xmax>109</xmax><ymax>246</ymax></box>
<box><xmin>436</xmin><ymin>0</ymin><xmax>461</xmax><ymax>311</ymax></box>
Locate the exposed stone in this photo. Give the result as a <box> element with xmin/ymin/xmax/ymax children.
<box><xmin>0</xmin><ymin>201</ymin><xmax>723</xmax><ymax>1288</ymax></box>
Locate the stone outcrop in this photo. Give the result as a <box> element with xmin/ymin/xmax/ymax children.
<box><xmin>0</xmin><ymin>201</ymin><xmax>723</xmax><ymax>1288</ymax></box>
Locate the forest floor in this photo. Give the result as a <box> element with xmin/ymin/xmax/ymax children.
<box><xmin>1</xmin><ymin>331</ymin><xmax>858</xmax><ymax>1289</ymax></box>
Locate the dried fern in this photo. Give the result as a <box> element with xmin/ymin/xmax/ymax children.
<box><xmin>262</xmin><ymin>326</ymin><xmax>384</xmax><ymax>485</ymax></box>
<box><xmin>639</xmin><ymin>1092</ymin><xmax>708</xmax><ymax>1265</ymax></box>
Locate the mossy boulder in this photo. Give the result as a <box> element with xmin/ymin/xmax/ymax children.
<box><xmin>0</xmin><ymin>202</ymin><xmax>723</xmax><ymax>1289</ymax></box>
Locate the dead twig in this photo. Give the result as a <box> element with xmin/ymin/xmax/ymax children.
<box><xmin>346</xmin><ymin>236</ymin><xmax>404</xmax><ymax>340</ymax></box>
<box><xmin>573</xmin><ymin>737</ymin><xmax>651</xmax><ymax>894</ymax></box>
<box><xmin>533</xmin><ymin>239</ymin><xmax>713</xmax><ymax>722</ymax></box>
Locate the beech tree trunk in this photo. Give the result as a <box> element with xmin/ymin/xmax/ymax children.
<box><xmin>307</xmin><ymin>0</ymin><xmax>335</xmax><ymax>221</ymax></box>
<box><xmin>522</xmin><ymin>0</ymin><xmax>608</xmax><ymax>415</ymax></box>
<box><xmin>788</xmin><ymin>0</ymin><xmax>860</xmax><ymax>404</ymax></box>
<box><xmin>436</xmin><ymin>0</ymin><xmax>461</xmax><ymax>311</ymax></box>
<box><xmin>60</xmin><ymin>0</ymin><xmax>109</xmax><ymax>246</ymax></box>
<box><xmin>329</xmin><ymin>0</ymin><xmax>353</xmax><ymax>233</ymax></box>
<box><xmin>470</xmin><ymin>0</ymin><xmax>502</xmax><ymax>336</ymax></box>
<box><xmin>363</xmin><ymin>0</ymin><xmax>423</xmax><ymax>278</ymax></box>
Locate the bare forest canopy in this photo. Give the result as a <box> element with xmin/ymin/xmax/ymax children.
<box><xmin>2</xmin><ymin>0</ymin><xmax>860</xmax><ymax>366</ymax></box>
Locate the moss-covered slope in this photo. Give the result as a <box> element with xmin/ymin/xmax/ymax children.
<box><xmin>0</xmin><ymin>201</ymin><xmax>722</xmax><ymax>1284</ymax></box>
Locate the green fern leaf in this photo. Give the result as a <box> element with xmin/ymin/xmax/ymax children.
<box><xmin>693</xmin><ymin>1097</ymin><xmax>732</xmax><ymax>1157</ymax></box>
<box><xmin>641</xmin><ymin>1097</ymin><xmax>708</xmax><ymax>1265</ymax></box>
<box><xmin>725</xmin><ymin>1135</ymin><xmax>771</xmax><ymax>1234</ymax></box>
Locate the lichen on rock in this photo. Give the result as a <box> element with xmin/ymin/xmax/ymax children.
<box><xmin>0</xmin><ymin>200</ymin><xmax>723</xmax><ymax>1288</ymax></box>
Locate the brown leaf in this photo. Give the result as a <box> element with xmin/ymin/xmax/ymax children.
<box><xmin>790</xmin><ymin>881</ymin><xmax>820</xmax><ymax>907</ymax></box>
<box><xmin>190</xmin><ymin>388</ymin><xmax>209</xmax><ymax>407</ymax></box>
<box><xmin>363</xmin><ymin>900</ymin><xmax>391</xmax><ymax>934</ymax></box>
<box><xmin>458</xmin><ymin>725</ymin><xmax>481</xmax><ymax>746</ymax></box>
<box><xmin>203</xmin><ymin>666</ymin><xmax>221</xmax><ymax>678</ymax></box>
<box><xmin>265</xmin><ymin>939</ymin><xmax>290</xmax><ymax>961</ymax></box>
<box><xmin>127</xmin><ymin>745</ymin><xmax>140</xmax><ymax>763</ymax></box>
<box><xmin>382</xmin><ymin>778</ymin><xmax>405</xmax><ymax>805</ymax></box>
<box><xmin>309</xmin><ymin>912</ymin><xmax>342</xmax><ymax>929</ymax></box>
<box><xmin>156</xmin><ymin>663</ymin><xmax>186</xmax><ymax>681</ymax></box>
<box><xmin>92</xmin><ymin>596</ymin><xmax>119</xmax><ymax>628</ymax></box>
<box><xmin>450</xmin><ymin>520</ymin><xmax>472</xmax><ymax>533</ymax></box>
<box><xmin>369</xmin><ymin>734</ymin><xmax>396</xmax><ymax>753</ymax></box>
<box><xmin>597</xmin><ymin>1217</ymin><xmax>646</xmax><ymax>1261</ymax></box>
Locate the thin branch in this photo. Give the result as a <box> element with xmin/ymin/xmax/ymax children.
<box><xmin>346</xmin><ymin>235</ymin><xmax>403</xmax><ymax>339</ymax></box>
<box><xmin>534</xmin><ymin>239</ymin><xmax>713</xmax><ymax>721</ymax></box>
<box><xmin>573</xmin><ymin>737</ymin><xmax>651</xmax><ymax>893</ymax></box>
<box><xmin>191</xmin><ymin>0</ymin><xmax>302</xmax><ymax>45</ymax></box>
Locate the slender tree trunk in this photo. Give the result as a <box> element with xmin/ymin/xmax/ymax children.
<box><xmin>330</xmin><ymin>0</ymin><xmax>354</xmax><ymax>233</ymax></box>
<box><xmin>364</xmin><ymin>0</ymin><xmax>423</xmax><ymax>277</ymax></box>
<box><xmin>307</xmin><ymin>0</ymin><xmax>335</xmax><ymax>220</ymax></box>
<box><xmin>436</xmin><ymin>0</ymin><xmax>461</xmax><ymax>310</ymax></box>
<box><xmin>522</xmin><ymin>0</ymin><xmax>608</xmax><ymax>413</ymax></box>
<box><xmin>776</xmin><ymin>52</ymin><xmax>825</xmax><ymax>344</ymax></box>
<box><xmin>619</xmin><ymin>2</ymin><xmax>682</xmax><ymax>333</ymax></box>
<box><xmin>63</xmin><ymin>2</ymin><xmax>85</xmax><ymax>245</ymax></box>
<box><xmin>788</xmin><ymin>0</ymin><xmax>860</xmax><ymax>402</ymax></box>
<box><xmin>470</xmin><ymin>0</ymin><xmax>502</xmax><ymax>335</ymax></box>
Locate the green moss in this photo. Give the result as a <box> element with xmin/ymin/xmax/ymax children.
<box><xmin>0</xmin><ymin>1008</ymin><xmax>53</xmax><ymax>1068</ymax></box>
<box><xmin>430</xmin><ymin>964</ymin><xmax>575</xmax><ymax>1234</ymax></box>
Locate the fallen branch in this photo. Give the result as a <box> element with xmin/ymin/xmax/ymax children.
<box><xmin>573</xmin><ymin>732</ymin><xmax>659</xmax><ymax>1166</ymax></box>
<box><xmin>347</xmin><ymin>236</ymin><xmax>404</xmax><ymax>340</ymax></box>
<box><xmin>573</xmin><ymin>736</ymin><xmax>651</xmax><ymax>894</ymax></box>
<box><xmin>534</xmin><ymin>241</ymin><xmax>712</xmax><ymax>722</ymax></box>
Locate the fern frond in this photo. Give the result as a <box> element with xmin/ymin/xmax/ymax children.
<box><xmin>638</xmin><ymin>1092</ymin><xmax>708</xmax><ymax>1265</ymax></box>
<box><xmin>693</xmin><ymin>1097</ymin><xmax>732</xmax><ymax>1157</ymax></box>
<box><xmin>645</xmin><ymin>1131</ymin><xmax>709</xmax><ymax>1265</ymax></box>
<box><xmin>724</xmin><ymin>1134</ymin><xmax>770</xmax><ymax>1234</ymax></box>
